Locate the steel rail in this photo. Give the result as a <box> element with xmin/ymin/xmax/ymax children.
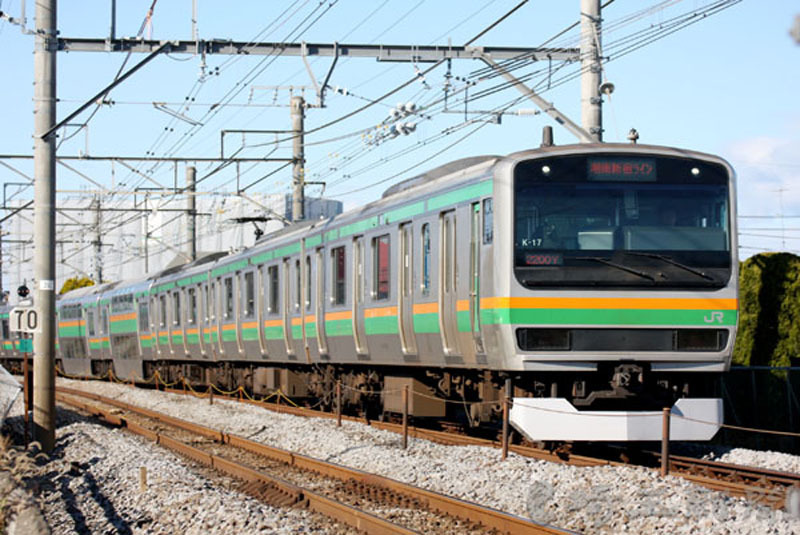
<box><xmin>59</xmin><ymin>381</ymin><xmax>798</xmax><ymax>510</ymax></box>
<box><xmin>56</xmin><ymin>387</ymin><xmax>571</xmax><ymax>535</ymax></box>
<box><xmin>57</xmin><ymin>392</ymin><xmax>420</xmax><ymax>535</ymax></box>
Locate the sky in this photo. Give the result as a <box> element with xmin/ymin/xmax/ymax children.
<box><xmin>0</xmin><ymin>0</ymin><xmax>799</xmax><ymax>276</ymax></box>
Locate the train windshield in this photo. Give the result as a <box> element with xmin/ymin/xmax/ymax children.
<box><xmin>514</xmin><ymin>154</ymin><xmax>732</xmax><ymax>288</ymax></box>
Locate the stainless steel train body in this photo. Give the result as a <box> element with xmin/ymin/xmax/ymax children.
<box><xmin>0</xmin><ymin>143</ymin><xmax>738</xmax><ymax>441</ymax></box>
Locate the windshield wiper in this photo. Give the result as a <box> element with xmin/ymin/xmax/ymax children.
<box><xmin>622</xmin><ymin>252</ymin><xmax>715</xmax><ymax>282</ymax></box>
<box><xmin>575</xmin><ymin>256</ymin><xmax>655</xmax><ymax>281</ymax></box>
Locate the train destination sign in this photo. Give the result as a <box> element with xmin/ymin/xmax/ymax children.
<box><xmin>587</xmin><ymin>157</ymin><xmax>657</xmax><ymax>181</ymax></box>
<box><xmin>9</xmin><ymin>305</ymin><xmax>41</xmax><ymax>334</ymax></box>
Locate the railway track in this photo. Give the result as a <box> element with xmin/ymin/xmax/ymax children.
<box><xmin>55</xmin><ymin>386</ymin><xmax>570</xmax><ymax>535</ymax></box>
<box><xmin>145</xmin><ymin>382</ymin><xmax>799</xmax><ymax>509</ymax></box>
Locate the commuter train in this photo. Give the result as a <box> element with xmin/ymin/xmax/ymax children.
<box><xmin>0</xmin><ymin>141</ymin><xmax>738</xmax><ymax>441</ymax></box>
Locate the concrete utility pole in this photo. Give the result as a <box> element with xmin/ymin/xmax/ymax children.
<box><xmin>93</xmin><ymin>196</ymin><xmax>103</xmax><ymax>283</ymax></box>
<box><xmin>32</xmin><ymin>0</ymin><xmax>57</xmax><ymax>453</ymax></box>
<box><xmin>186</xmin><ymin>165</ymin><xmax>197</xmax><ymax>261</ymax></box>
<box><xmin>291</xmin><ymin>96</ymin><xmax>305</xmax><ymax>222</ymax></box>
<box><xmin>580</xmin><ymin>0</ymin><xmax>603</xmax><ymax>142</ymax></box>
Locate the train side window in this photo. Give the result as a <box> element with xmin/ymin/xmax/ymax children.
<box><xmin>187</xmin><ymin>288</ymin><xmax>197</xmax><ymax>325</ymax></box>
<box><xmin>243</xmin><ymin>272</ymin><xmax>255</xmax><ymax>318</ymax></box>
<box><xmin>172</xmin><ymin>291</ymin><xmax>181</xmax><ymax>326</ymax></box>
<box><xmin>421</xmin><ymin>224</ymin><xmax>431</xmax><ymax>296</ymax></box>
<box><xmin>224</xmin><ymin>277</ymin><xmax>234</xmax><ymax>319</ymax></box>
<box><xmin>99</xmin><ymin>307</ymin><xmax>108</xmax><ymax>335</ymax></box>
<box><xmin>87</xmin><ymin>309</ymin><xmax>96</xmax><ymax>337</ymax></box>
<box><xmin>159</xmin><ymin>295</ymin><xmax>167</xmax><ymax>327</ymax></box>
<box><xmin>305</xmin><ymin>256</ymin><xmax>312</xmax><ymax>310</ymax></box>
<box><xmin>294</xmin><ymin>259</ymin><xmax>301</xmax><ymax>310</ymax></box>
<box><xmin>483</xmin><ymin>198</ymin><xmax>493</xmax><ymax>244</ymax></box>
<box><xmin>331</xmin><ymin>246</ymin><xmax>345</xmax><ymax>305</ymax></box>
<box><xmin>372</xmin><ymin>234</ymin><xmax>390</xmax><ymax>300</ymax></box>
<box><xmin>268</xmin><ymin>265</ymin><xmax>279</xmax><ymax>314</ymax></box>
<box><xmin>1</xmin><ymin>319</ymin><xmax>8</xmax><ymax>339</ymax></box>
<box><xmin>138</xmin><ymin>300</ymin><xmax>149</xmax><ymax>331</ymax></box>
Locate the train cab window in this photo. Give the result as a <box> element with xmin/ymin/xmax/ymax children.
<box><xmin>331</xmin><ymin>246</ymin><xmax>345</xmax><ymax>305</ymax></box>
<box><xmin>172</xmin><ymin>292</ymin><xmax>181</xmax><ymax>326</ymax></box>
<box><xmin>372</xmin><ymin>234</ymin><xmax>390</xmax><ymax>300</ymax></box>
<box><xmin>187</xmin><ymin>288</ymin><xmax>197</xmax><ymax>325</ymax></box>
<box><xmin>421</xmin><ymin>224</ymin><xmax>431</xmax><ymax>295</ymax></box>
<box><xmin>158</xmin><ymin>295</ymin><xmax>167</xmax><ymax>327</ymax></box>
<box><xmin>243</xmin><ymin>272</ymin><xmax>255</xmax><ymax>318</ymax></box>
<box><xmin>224</xmin><ymin>277</ymin><xmax>234</xmax><ymax>319</ymax></box>
<box><xmin>138</xmin><ymin>300</ymin><xmax>149</xmax><ymax>331</ymax></box>
<box><xmin>294</xmin><ymin>260</ymin><xmax>301</xmax><ymax>310</ymax></box>
<box><xmin>483</xmin><ymin>198</ymin><xmax>493</xmax><ymax>244</ymax></box>
<box><xmin>87</xmin><ymin>309</ymin><xmax>96</xmax><ymax>337</ymax></box>
<box><xmin>305</xmin><ymin>256</ymin><xmax>312</xmax><ymax>310</ymax></box>
<box><xmin>268</xmin><ymin>265</ymin><xmax>279</xmax><ymax>314</ymax></box>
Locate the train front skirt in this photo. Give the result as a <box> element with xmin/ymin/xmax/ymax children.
<box><xmin>510</xmin><ymin>398</ymin><xmax>722</xmax><ymax>441</ymax></box>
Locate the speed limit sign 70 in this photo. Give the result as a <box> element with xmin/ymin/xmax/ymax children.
<box><xmin>10</xmin><ymin>306</ymin><xmax>41</xmax><ymax>334</ymax></box>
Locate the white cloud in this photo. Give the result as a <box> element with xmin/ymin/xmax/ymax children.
<box><xmin>723</xmin><ymin>136</ymin><xmax>800</xmax><ymax>257</ymax></box>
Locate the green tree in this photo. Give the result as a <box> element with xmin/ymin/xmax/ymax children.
<box><xmin>59</xmin><ymin>276</ymin><xmax>95</xmax><ymax>295</ymax></box>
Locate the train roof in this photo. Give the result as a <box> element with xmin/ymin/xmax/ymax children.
<box><xmin>381</xmin><ymin>155</ymin><xmax>500</xmax><ymax>199</ymax></box>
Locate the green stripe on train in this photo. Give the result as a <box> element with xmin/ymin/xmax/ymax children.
<box><xmin>110</xmin><ymin>319</ymin><xmax>137</xmax><ymax>334</ymax></box>
<box><xmin>413</xmin><ymin>313</ymin><xmax>439</xmax><ymax>333</ymax></box>
<box><xmin>324</xmin><ymin>319</ymin><xmax>352</xmax><ymax>337</ymax></box>
<box><xmin>480</xmin><ymin>308</ymin><xmax>738</xmax><ymax>326</ymax></box>
<box><xmin>364</xmin><ymin>316</ymin><xmax>399</xmax><ymax>335</ymax></box>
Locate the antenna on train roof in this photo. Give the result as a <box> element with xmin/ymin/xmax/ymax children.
<box><xmin>541</xmin><ymin>126</ymin><xmax>554</xmax><ymax>148</ymax></box>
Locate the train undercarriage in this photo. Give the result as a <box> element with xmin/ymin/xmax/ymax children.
<box><xmin>1</xmin><ymin>357</ymin><xmax>722</xmax><ymax>440</ymax></box>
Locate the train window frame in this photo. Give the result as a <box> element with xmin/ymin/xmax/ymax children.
<box><xmin>172</xmin><ymin>291</ymin><xmax>182</xmax><ymax>326</ymax></box>
<box><xmin>99</xmin><ymin>306</ymin><xmax>109</xmax><ymax>335</ymax></box>
<box><xmin>305</xmin><ymin>255</ymin><xmax>312</xmax><ymax>311</ymax></box>
<box><xmin>159</xmin><ymin>294</ymin><xmax>167</xmax><ymax>328</ymax></box>
<box><xmin>187</xmin><ymin>287</ymin><xmax>198</xmax><ymax>325</ymax></box>
<box><xmin>138</xmin><ymin>299</ymin><xmax>149</xmax><ymax>331</ymax></box>
<box><xmin>87</xmin><ymin>308</ymin><xmax>96</xmax><ymax>337</ymax></box>
<box><xmin>421</xmin><ymin>223</ymin><xmax>431</xmax><ymax>296</ymax></box>
<box><xmin>372</xmin><ymin>234</ymin><xmax>390</xmax><ymax>301</ymax></box>
<box><xmin>294</xmin><ymin>259</ymin><xmax>301</xmax><ymax>310</ymax></box>
<box><xmin>268</xmin><ymin>265</ymin><xmax>279</xmax><ymax>314</ymax></box>
<box><xmin>331</xmin><ymin>246</ymin><xmax>346</xmax><ymax>305</ymax></box>
<box><xmin>483</xmin><ymin>197</ymin><xmax>493</xmax><ymax>244</ymax></box>
<box><xmin>243</xmin><ymin>271</ymin><xmax>255</xmax><ymax>318</ymax></box>
<box><xmin>224</xmin><ymin>276</ymin><xmax>234</xmax><ymax>320</ymax></box>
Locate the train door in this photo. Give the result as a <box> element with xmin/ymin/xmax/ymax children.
<box><xmin>282</xmin><ymin>259</ymin><xmax>294</xmax><ymax>356</ymax></box>
<box><xmin>190</xmin><ymin>283</ymin><xmax>208</xmax><ymax>358</ymax></box>
<box><xmin>99</xmin><ymin>302</ymin><xmax>112</xmax><ymax>359</ymax></box>
<box><xmin>256</xmin><ymin>265</ymin><xmax>268</xmax><ymax>357</ymax></box>
<box><xmin>241</xmin><ymin>269</ymin><xmax>259</xmax><ymax>358</ymax></box>
<box><xmin>398</xmin><ymin>223</ymin><xmax>417</xmax><ymax>356</ymax></box>
<box><xmin>86</xmin><ymin>306</ymin><xmax>99</xmax><ymax>359</ymax></box>
<box><xmin>219</xmin><ymin>275</ymin><xmax>240</xmax><ymax>356</ymax></box>
<box><xmin>184</xmin><ymin>286</ymin><xmax>198</xmax><ymax>357</ymax></box>
<box><xmin>166</xmin><ymin>291</ymin><xmax>178</xmax><ymax>355</ymax></box>
<box><xmin>315</xmin><ymin>248</ymin><xmax>328</xmax><ymax>357</ymax></box>
<box><xmin>469</xmin><ymin>202</ymin><xmax>486</xmax><ymax>355</ymax></box>
<box><xmin>352</xmin><ymin>236</ymin><xmax>368</xmax><ymax>355</ymax></box>
<box><xmin>265</xmin><ymin>264</ymin><xmax>284</xmax><ymax>358</ymax></box>
<box><xmin>136</xmin><ymin>297</ymin><xmax>151</xmax><ymax>359</ymax></box>
<box><xmin>439</xmin><ymin>210</ymin><xmax>460</xmax><ymax>357</ymax></box>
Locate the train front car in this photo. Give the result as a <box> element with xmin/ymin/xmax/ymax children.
<box><xmin>495</xmin><ymin>144</ymin><xmax>737</xmax><ymax>441</ymax></box>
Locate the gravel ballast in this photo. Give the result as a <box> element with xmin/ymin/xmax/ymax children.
<box><xmin>36</xmin><ymin>378</ymin><xmax>800</xmax><ymax>534</ymax></box>
<box><xmin>2</xmin><ymin>393</ymin><xmax>349</xmax><ymax>535</ymax></box>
